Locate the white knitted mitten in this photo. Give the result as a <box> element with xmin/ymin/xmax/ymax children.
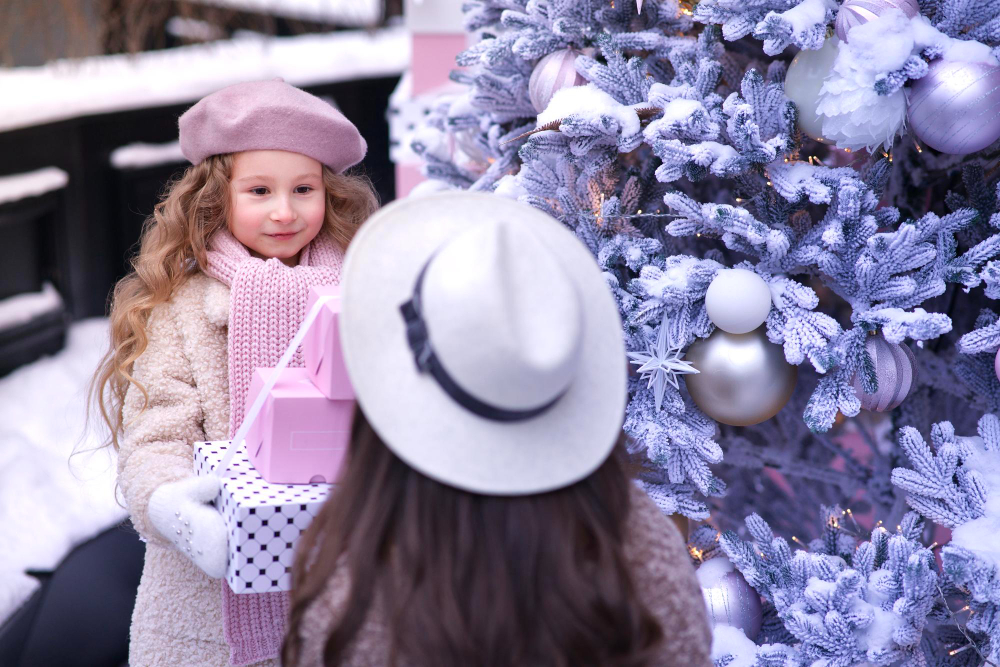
<box><xmin>148</xmin><ymin>476</ymin><xmax>228</xmax><ymax>579</ymax></box>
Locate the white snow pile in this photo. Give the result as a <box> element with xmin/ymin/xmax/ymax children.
<box><xmin>950</xmin><ymin>435</ymin><xmax>1000</xmax><ymax>566</ymax></box>
<box><xmin>775</xmin><ymin>0</ymin><xmax>836</xmax><ymax>38</ymax></box>
<box><xmin>817</xmin><ymin>15</ymin><xmax>911</xmax><ymax>151</ymax></box>
<box><xmin>493</xmin><ymin>173</ymin><xmax>529</xmax><ymax>201</ymax></box>
<box><xmin>537</xmin><ymin>83</ymin><xmax>643</xmax><ymax>138</ymax></box>
<box><xmin>0</xmin><ymin>167</ymin><xmax>68</xmax><ymax>206</ymax></box>
<box><xmin>634</xmin><ymin>255</ymin><xmax>717</xmax><ymax>298</ymax></box>
<box><xmin>696</xmin><ymin>553</ymin><xmax>738</xmax><ymax>589</ymax></box>
<box><xmin>0</xmin><ymin>26</ymin><xmax>409</xmax><ymax>132</ymax></box>
<box><xmin>711</xmin><ymin>624</ymin><xmax>759</xmax><ymax>667</ymax></box>
<box><xmin>0</xmin><ymin>319</ymin><xmax>126</xmax><ymax>625</ymax></box>
<box><xmin>774</xmin><ymin>572</ymin><xmax>902</xmax><ymax>658</ymax></box>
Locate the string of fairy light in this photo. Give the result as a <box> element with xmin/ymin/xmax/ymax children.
<box><xmin>684</xmin><ymin>506</ymin><xmax>994</xmax><ymax>660</ymax></box>
<box><xmin>802</xmin><ymin>509</ymin><xmax>997</xmax><ymax>659</ymax></box>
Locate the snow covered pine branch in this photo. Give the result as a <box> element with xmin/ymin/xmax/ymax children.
<box><xmin>409</xmin><ymin>0</ymin><xmax>1000</xmax><ymax>661</ymax></box>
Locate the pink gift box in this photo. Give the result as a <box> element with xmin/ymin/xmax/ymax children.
<box><xmin>245</xmin><ymin>367</ymin><xmax>353</xmax><ymax>484</ymax></box>
<box><xmin>303</xmin><ymin>285</ymin><xmax>355</xmax><ymax>401</ymax></box>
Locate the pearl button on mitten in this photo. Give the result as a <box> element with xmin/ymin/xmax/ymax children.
<box><xmin>148</xmin><ymin>475</ymin><xmax>228</xmax><ymax>579</ymax></box>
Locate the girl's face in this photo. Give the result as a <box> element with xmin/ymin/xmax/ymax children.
<box><xmin>229</xmin><ymin>150</ymin><xmax>326</xmax><ymax>267</ymax></box>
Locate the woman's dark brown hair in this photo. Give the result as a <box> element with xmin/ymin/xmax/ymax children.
<box><xmin>283</xmin><ymin>410</ymin><xmax>665</xmax><ymax>667</ymax></box>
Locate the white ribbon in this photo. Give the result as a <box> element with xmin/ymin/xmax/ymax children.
<box><xmin>212</xmin><ymin>295</ymin><xmax>335</xmax><ymax>477</ymax></box>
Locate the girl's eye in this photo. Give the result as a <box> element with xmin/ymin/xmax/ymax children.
<box><xmin>250</xmin><ymin>187</ymin><xmax>268</xmax><ymax>196</ymax></box>
<box><xmin>295</xmin><ymin>186</ymin><xmax>314</xmax><ymax>194</ymax></box>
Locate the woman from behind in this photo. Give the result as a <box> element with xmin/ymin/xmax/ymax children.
<box><xmin>283</xmin><ymin>192</ymin><xmax>713</xmax><ymax>667</ymax></box>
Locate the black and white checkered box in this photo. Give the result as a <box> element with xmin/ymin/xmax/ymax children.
<box><xmin>194</xmin><ymin>441</ymin><xmax>332</xmax><ymax>593</ymax></box>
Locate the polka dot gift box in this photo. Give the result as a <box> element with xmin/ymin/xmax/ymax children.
<box><xmin>195</xmin><ymin>441</ymin><xmax>332</xmax><ymax>593</ymax></box>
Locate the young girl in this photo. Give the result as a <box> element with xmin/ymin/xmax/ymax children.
<box><xmin>282</xmin><ymin>192</ymin><xmax>713</xmax><ymax>667</ymax></box>
<box><xmin>92</xmin><ymin>79</ymin><xmax>378</xmax><ymax>666</ymax></box>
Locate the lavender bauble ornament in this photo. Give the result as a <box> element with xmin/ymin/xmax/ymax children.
<box><xmin>908</xmin><ymin>60</ymin><xmax>1000</xmax><ymax>155</ymax></box>
<box><xmin>697</xmin><ymin>558</ymin><xmax>763</xmax><ymax>640</ymax></box>
<box><xmin>994</xmin><ymin>348</ymin><xmax>1000</xmax><ymax>383</ymax></box>
<box><xmin>529</xmin><ymin>49</ymin><xmax>586</xmax><ymax>114</ymax></box>
<box><xmin>851</xmin><ymin>334</ymin><xmax>916</xmax><ymax>412</ymax></box>
<box><xmin>685</xmin><ymin>326</ymin><xmax>797</xmax><ymax>426</ymax></box>
<box><xmin>835</xmin><ymin>0</ymin><xmax>919</xmax><ymax>42</ymax></box>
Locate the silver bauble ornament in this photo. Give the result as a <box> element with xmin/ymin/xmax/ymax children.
<box><xmin>685</xmin><ymin>326</ymin><xmax>797</xmax><ymax>426</ymax></box>
<box><xmin>529</xmin><ymin>49</ymin><xmax>586</xmax><ymax>114</ymax></box>
<box><xmin>852</xmin><ymin>333</ymin><xmax>916</xmax><ymax>412</ymax></box>
<box><xmin>784</xmin><ymin>37</ymin><xmax>840</xmax><ymax>144</ymax></box>
<box><xmin>699</xmin><ymin>560</ymin><xmax>763</xmax><ymax>640</ymax></box>
<box><xmin>835</xmin><ymin>0</ymin><xmax>919</xmax><ymax>42</ymax></box>
<box><xmin>908</xmin><ymin>59</ymin><xmax>1000</xmax><ymax>155</ymax></box>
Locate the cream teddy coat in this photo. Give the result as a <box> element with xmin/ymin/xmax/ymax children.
<box><xmin>119</xmin><ymin>272</ymin><xmax>277</xmax><ymax>667</ymax></box>
<box><xmin>294</xmin><ymin>485</ymin><xmax>714</xmax><ymax>667</ymax></box>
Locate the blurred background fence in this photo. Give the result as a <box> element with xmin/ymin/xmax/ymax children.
<box><xmin>0</xmin><ymin>3</ymin><xmax>414</xmax><ymax>664</ymax></box>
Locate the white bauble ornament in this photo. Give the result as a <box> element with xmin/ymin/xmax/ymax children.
<box><xmin>705</xmin><ymin>269</ymin><xmax>772</xmax><ymax>334</ymax></box>
<box><xmin>816</xmin><ymin>29</ymin><xmax>908</xmax><ymax>152</ymax></box>
<box><xmin>529</xmin><ymin>49</ymin><xmax>586</xmax><ymax>114</ymax></box>
<box><xmin>784</xmin><ymin>37</ymin><xmax>840</xmax><ymax>144</ymax></box>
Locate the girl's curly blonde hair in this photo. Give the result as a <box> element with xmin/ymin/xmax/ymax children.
<box><xmin>90</xmin><ymin>154</ymin><xmax>379</xmax><ymax>450</ymax></box>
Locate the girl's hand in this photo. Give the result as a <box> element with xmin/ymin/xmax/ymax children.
<box><xmin>148</xmin><ymin>476</ymin><xmax>228</xmax><ymax>579</ymax></box>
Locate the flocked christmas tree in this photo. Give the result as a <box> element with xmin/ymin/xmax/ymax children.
<box><xmin>406</xmin><ymin>0</ymin><xmax>1000</xmax><ymax>663</ymax></box>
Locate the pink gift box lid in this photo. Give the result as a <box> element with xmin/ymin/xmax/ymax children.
<box><xmin>253</xmin><ymin>368</ymin><xmax>327</xmax><ymax>399</ymax></box>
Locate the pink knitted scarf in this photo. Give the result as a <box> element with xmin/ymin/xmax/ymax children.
<box><xmin>204</xmin><ymin>228</ymin><xmax>343</xmax><ymax>666</ymax></box>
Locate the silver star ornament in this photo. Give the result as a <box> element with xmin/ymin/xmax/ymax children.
<box><xmin>627</xmin><ymin>321</ymin><xmax>699</xmax><ymax>412</ymax></box>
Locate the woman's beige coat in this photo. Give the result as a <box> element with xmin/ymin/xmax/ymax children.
<box><xmin>293</xmin><ymin>485</ymin><xmax>714</xmax><ymax>667</ymax></box>
<box><xmin>119</xmin><ymin>272</ymin><xmax>276</xmax><ymax>667</ymax></box>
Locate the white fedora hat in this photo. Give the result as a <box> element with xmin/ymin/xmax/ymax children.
<box><xmin>338</xmin><ymin>192</ymin><xmax>626</xmax><ymax>495</ymax></box>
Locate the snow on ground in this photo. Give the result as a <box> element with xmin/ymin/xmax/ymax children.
<box><xmin>0</xmin><ymin>26</ymin><xmax>410</xmax><ymax>133</ymax></box>
<box><xmin>951</xmin><ymin>436</ymin><xmax>1000</xmax><ymax>567</ymax></box>
<box><xmin>0</xmin><ymin>319</ymin><xmax>126</xmax><ymax>625</ymax></box>
<box><xmin>185</xmin><ymin>0</ymin><xmax>382</xmax><ymax>26</ymax></box>
<box><xmin>0</xmin><ymin>167</ymin><xmax>68</xmax><ymax>206</ymax></box>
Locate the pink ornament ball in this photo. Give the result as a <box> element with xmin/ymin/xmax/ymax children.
<box><xmin>908</xmin><ymin>60</ymin><xmax>1000</xmax><ymax>156</ymax></box>
<box><xmin>834</xmin><ymin>0</ymin><xmax>920</xmax><ymax>42</ymax></box>
<box><xmin>529</xmin><ymin>49</ymin><xmax>586</xmax><ymax>114</ymax></box>
<box><xmin>852</xmin><ymin>334</ymin><xmax>916</xmax><ymax>412</ymax></box>
<box><xmin>995</xmin><ymin>348</ymin><xmax>1000</xmax><ymax>383</ymax></box>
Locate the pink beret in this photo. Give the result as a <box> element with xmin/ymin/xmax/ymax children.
<box><xmin>178</xmin><ymin>79</ymin><xmax>367</xmax><ymax>173</ymax></box>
